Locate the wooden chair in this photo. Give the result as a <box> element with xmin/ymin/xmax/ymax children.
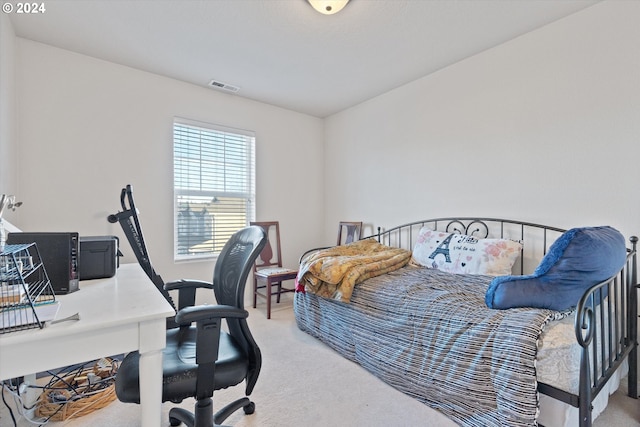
<box><xmin>299</xmin><ymin>221</ymin><xmax>364</xmax><ymax>264</ymax></box>
<box><xmin>250</xmin><ymin>221</ymin><xmax>298</xmax><ymax>319</ymax></box>
<box><xmin>337</xmin><ymin>221</ymin><xmax>363</xmax><ymax>245</ymax></box>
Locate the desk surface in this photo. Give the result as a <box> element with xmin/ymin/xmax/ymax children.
<box><xmin>0</xmin><ymin>263</ymin><xmax>175</xmax><ymax>380</ymax></box>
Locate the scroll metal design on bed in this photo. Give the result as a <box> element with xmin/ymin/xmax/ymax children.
<box><xmin>366</xmin><ymin>217</ymin><xmax>638</xmax><ymax>427</ymax></box>
<box><xmin>567</xmin><ymin>238</ymin><xmax>638</xmax><ymax>426</ymax></box>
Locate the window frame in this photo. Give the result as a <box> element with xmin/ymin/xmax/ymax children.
<box><xmin>173</xmin><ymin>117</ymin><xmax>256</xmax><ymax>262</ymax></box>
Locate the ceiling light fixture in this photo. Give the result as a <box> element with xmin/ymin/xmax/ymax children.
<box><xmin>307</xmin><ymin>0</ymin><xmax>349</xmax><ymax>15</ymax></box>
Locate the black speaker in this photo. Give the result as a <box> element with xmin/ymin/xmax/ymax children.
<box><xmin>7</xmin><ymin>232</ymin><xmax>80</xmax><ymax>294</ymax></box>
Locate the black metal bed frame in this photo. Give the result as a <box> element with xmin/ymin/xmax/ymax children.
<box><xmin>365</xmin><ymin>217</ymin><xmax>638</xmax><ymax>427</ymax></box>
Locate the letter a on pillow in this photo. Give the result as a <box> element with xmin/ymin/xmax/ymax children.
<box><xmin>485</xmin><ymin>226</ymin><xmax>627</xmax><ymax>311</ymax></box>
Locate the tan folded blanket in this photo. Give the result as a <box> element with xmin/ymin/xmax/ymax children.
<box><xmin>297</xmin><ymin>238</ymin><xmax>412</xmax><ymax>303</ymax></box>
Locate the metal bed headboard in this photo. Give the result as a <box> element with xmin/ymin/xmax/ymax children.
<box><xmin>365</xmin><ymin>217</ymin><xmax>567</xmax><ymax>275</ymax></box>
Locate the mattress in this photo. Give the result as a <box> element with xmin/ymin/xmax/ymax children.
<box><xmin>294</xmin><ymin>265</ymin><xmax>621</xmax><ymax>427</ymax></box>
<box><xmin>537</xmin><ymin>306</ymin><xmax>627</xmax><ymax>427</ymax></box>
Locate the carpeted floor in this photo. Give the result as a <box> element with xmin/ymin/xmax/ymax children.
<box><xmin>2</xmin><ymin>297</ymin><xmax>639</xmax><ymax>426</ymax></box>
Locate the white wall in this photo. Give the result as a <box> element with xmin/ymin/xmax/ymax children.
<box><xmin>324</xmin><ymin>1</ymin><xmax>640</xmax><ymax>242</ymax></box>
<box><xmin>0</xmin><ymin>13</ymin><xmax>18</xmax><ymax>224</ymax></box>
<box><xmin>14</xmin><ymin>39</ymin><xmax>324</xmax><ymax>282</ymax></box>
<box><xmin>6</xmin><ymin>1</ymin><xmax>640</xmax><ymax>285</ymax></box>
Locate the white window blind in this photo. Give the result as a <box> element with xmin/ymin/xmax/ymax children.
<box><xmin>173</xmin><ymin>119</ymin><xmax>255</xmax><ymax>261</ymax></box>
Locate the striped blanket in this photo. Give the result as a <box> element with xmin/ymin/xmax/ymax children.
<box><xmin>294</xmin><ymin>265</ymin><xmax>568</xmax><ymax>426</ymax></box>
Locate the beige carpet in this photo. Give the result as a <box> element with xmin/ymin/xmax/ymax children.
<box><xmin>2</xmin><ymin>296</ymin><xmax>639</xmax><ymax>426</ymax></box>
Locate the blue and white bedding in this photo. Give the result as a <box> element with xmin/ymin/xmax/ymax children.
<box><xmin>294</xmin><ymin>265</ymin><xmax>572</xmax><ymax>427</ymax></box>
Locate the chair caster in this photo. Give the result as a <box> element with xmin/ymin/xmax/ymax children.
<box><xmin>243</xmin><ymin>401</ymin><xmax>255</xmax><ymax>415</ymax></box>
<box><xmin>168</xmin><ymin>407</ymin><xmax>195</xmax><ymax>426</ymax></box>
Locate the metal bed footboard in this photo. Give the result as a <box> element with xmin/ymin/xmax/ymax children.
<box><xmin>365</xmin><ymin>217</ymin><xmax>638</xmax><ymax>427</ymax></box>
<box><xmin>538</xmin><ymin>236</ymin><xmax>638</xmax><ymax>427</ymax></box>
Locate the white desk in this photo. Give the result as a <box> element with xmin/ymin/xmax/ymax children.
<box><xmin>0</xmin><ymin>263</ymin><xmax>175</xmax><ymax>426</ymax></box>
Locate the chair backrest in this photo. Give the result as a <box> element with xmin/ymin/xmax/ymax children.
<box><xmin>108</xmin><ymin>185</ymin><xmax>177</xmax><ymax>312</ymax></box>
<box><xmin>337</xmin><ymin>221</ymin><xmax>363</xmax><ymax>245</ymax></box>
<box><xmin>213</xmin><ymin>225</ymin><xmax>267</xmax><ymax>309</ymax></box>
<box><xmin>250</xmin><ymin>221</ymin><xmax>284</xmax><ymax>270</ymax></box>
<box><xmin>212</xmin><ymin>225</ymin><xmax>267</xmax><ymax>394</ymax></box>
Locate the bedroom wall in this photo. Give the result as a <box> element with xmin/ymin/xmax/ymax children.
<box><xmin>13</xmin><ymin>39</ymin><xmax>324</xmax><ymax>282</ymax></box>
<box><xmin>323</xmin><ymin>1</ymin><xmax>640</xmax><ymax>242</ymax></box>
<box><xmin>0</xmin><ymin>13</ymin><xmax>19</xmax><ymax>224</ymax></box>
<box><xmin>8</xmin><ymin>1</ymin><xmax>640</xmax><ymax>282</ymax></box>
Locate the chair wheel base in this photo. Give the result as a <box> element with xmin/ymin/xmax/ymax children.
<box><xmin>169</xmin><ymin>397</ymin><xmax>256</xmax><ymax>427</ymax></box>
<box><xmin>169</xmin><ymin>407</ymin><xmax>195</xmax><ymax>426</ymax></box>
<box><xmin>243</xmin><ymin>401</ymin><xmax>255</xmax><ymax>415</ymax></box>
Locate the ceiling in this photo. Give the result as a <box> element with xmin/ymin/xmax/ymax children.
<box><xmin>8</xmin><ymin>0</ymin><xmax>599</xmax><ymax>118</ymax></box>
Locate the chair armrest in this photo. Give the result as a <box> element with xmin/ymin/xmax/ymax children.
<box><xmin>174</xmin><ymin>305</ymin><xmax>249</xmax><ymax>374</ymax></box>
<box><xmin>165</xmin><ymin>279</ymin><xmax>214</xmax><ymax>291</ymax></box>
<box><xmin>175</xmin><ymin>304</ymin><xmax>248</xmax><ymax>325</ymax></box>
<box><xmin>165</xmin><ymin>279</ymin><xmax>214</xmax><ymax>310</ymax></box>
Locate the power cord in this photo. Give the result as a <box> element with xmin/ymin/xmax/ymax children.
<box><xmin>1</xmin><ymin>379</ymin><xmax>49</xmax><ymax>426</ymax></box>
<box><xmin>0</xmin><ymin>358</ymin><xmax>118</xmax><ymax>426</ymax></box>
<box><xmin>1</xmin><ymin>381</ymin><xmax>18</xmax><ymax>427</ymax></box>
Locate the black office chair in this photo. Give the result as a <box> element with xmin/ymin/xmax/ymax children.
<box><xmin>115</xmin><ymin>225</ymin><xmax>268</xmax><ymax>427</ymax></box>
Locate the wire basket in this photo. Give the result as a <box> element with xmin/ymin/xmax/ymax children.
<box><xmin>1</xmin><ymin>243</ymin><xmax>56</xmax><ymax>334</ymax></box>
<box><xmin>35</xmin><ymin>358</ymin><xmax>118</xmax><ymax>422</ymax></box>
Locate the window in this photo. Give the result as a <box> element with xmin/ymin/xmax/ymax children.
<box><xmin>173</xmin><ymin>118</ymin><xmax>255</xmax><ymax>261</ymax></box>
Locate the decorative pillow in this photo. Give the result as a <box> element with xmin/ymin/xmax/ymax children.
<box><xmin>411</xmin><ymin>226</ymin><xmax>522</xmax><ymax>276</ymax></box>
<box><xmin>485</xmin><ymin>226</ymin><xmax>627</xmax><ymax>311</ymax></box>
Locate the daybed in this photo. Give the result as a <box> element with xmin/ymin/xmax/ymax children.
<box><xmin>293</xmin><ymin>218</ymin><xmax>638</xmax><ymax>427</ymax></box>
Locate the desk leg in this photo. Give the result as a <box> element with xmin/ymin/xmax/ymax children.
<box><xmin>138</xmin><ymin>317</ymin><xmax>167</xmax><ymax>427</ymax></box>
<box><xmin>139</xmin><ymin>348</ymin><xmax>163</xmax><ymax>427</ymax></box>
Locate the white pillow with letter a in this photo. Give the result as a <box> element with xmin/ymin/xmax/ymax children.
<box><xmin>411</xmin><ymin>226</ymin><xmax>522</xmax><ymax>276</ymax></box>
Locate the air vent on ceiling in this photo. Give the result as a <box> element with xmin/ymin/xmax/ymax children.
<box><xmin>208</xmin><ymin>79</ymin><xmax>240</xmax><ymax>93</ymax></box>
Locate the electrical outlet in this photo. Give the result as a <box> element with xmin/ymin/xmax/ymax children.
<box><xmin>2</xmin><ymin>376</ymin><xmax>23</xmax><ymax>389</ymax></box>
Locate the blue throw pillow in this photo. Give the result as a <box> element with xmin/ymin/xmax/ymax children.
<box><xmin>485</xmin><ymin>226</ymin><xmax>627</xmax><ymax>311</ymax></box>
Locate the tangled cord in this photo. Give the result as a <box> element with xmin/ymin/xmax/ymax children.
<box><xmin>1</xmin><ymin>378</ymin><xmax>44</xmax><ymax>426</ymax></box>
<box><xmin>0</xmin><ymin>358</ymin><xmax>118</xmax><ymax>426</ymax></box>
